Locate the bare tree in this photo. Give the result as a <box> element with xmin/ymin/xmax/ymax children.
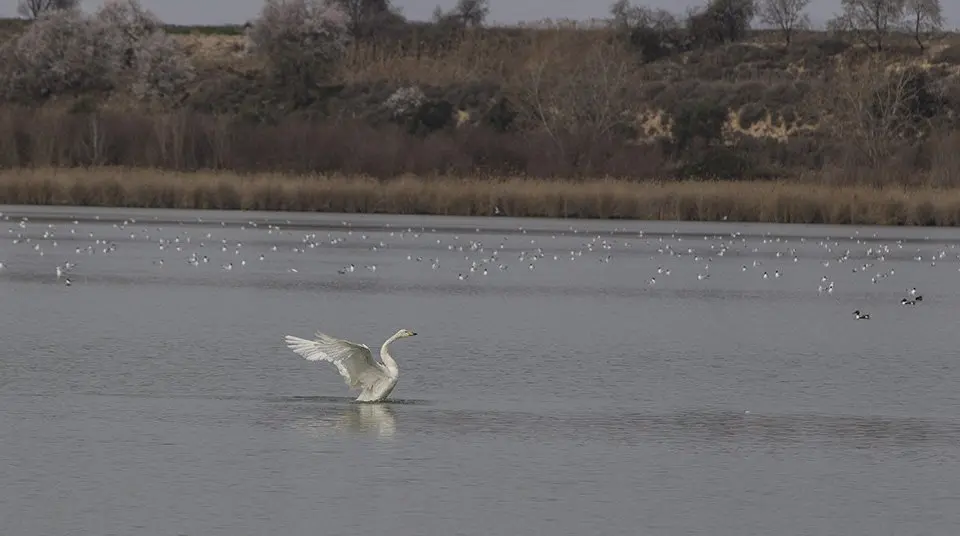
<box><xmin>609</xmin><ymin>1</ymin><xmax>684</xmax><ymax>61</ymax></box>
<box><xmin>610</xmin><ymin>1</ymin><xmax>676</xmax><ymax>32</ymax></box>
<box><xmin>837</xmin><ymin>0</ymin><xmax>907</xmax><ymax>51</ymax></box>
<box><xmin>332</xmin><ymin>0</ymin><xmax>396</xmax><ymax>41</ymax></box>
<box><xmin>514</xmin><ymin>34</ymin><xmax>635</xmax><ymax>169</ymax></box>
<box><xmin>817</xmin><ymin>59</ymin><xmax>939</xmax><ymax>174</ymax></box>
<box><xmin>686</xmin><ymin>0</ymin><xmax>756</xmax><ymax>47</ymax></box>
<box><xmin>16</xmin><ymin>0</ymin><xmax>78</xmax><ymax>19</ymax></box>
<box><xmin>610</xmin><ymin>0</ymin><xmax>643</xmax><ymax>30</ymax></box>
<box><xmin>905</xmin><ymin>0</ymin><xmax>943</xmax><ymax>51</ymax></box>
<box><xmin>757</xmin><ymin>0</ymin><xmax>810</xmax><ymax>46</ymax></box>
<box><xmin>453</xmin><ymin>0</ymin><xmax>489</xmax><ymax>27</ymax></box>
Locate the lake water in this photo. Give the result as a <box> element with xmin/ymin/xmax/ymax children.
<box><xmin>2</xmin><ymin>205</ymin><xmax>960</xmax><ymax>536</ymax></box>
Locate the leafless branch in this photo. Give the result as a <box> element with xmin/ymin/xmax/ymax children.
<box><xmin>16</xmin><ymin>0</ymin><xmax>78</xmax><ymax>20</ymax></box>
<box><xmin>818</xmin><ymin>59</ymin><xmax>936</xmax><ymax>176</ymax></box>
<box><xmin>905</xmin><ymin>0</ymin><xmax>944</xmax><ymax>51</ymax></box>
<box><xmin>514</xmin><ymin>35</ymin><xmax>635</xmax><ymax>167</ymax></box>
<box><xmin>838</xmin><ymin>0</ymin><xmax>907</xmax><ymax>52</ymax></box>
<box><xmin>757</xmin><ymin>0</ymin><xmax>811</xmax><ymax>46</ymax></box>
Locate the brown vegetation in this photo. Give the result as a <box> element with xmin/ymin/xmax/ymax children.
<box><xmin>0</xmin><ymin>107</ymin><xmax>670</xmax><ymax>178</ymax></box>
<box><xmin>6</xmin><ymin>167</ymin><xmax>960</xmax><ymax>225</ymax></box>
<box><xmin>0</xmin><ymin>0</ymin><xmax>958</xmax><ymax>223</ymax></box>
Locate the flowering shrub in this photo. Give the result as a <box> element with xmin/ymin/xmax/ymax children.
<box><xmin>247</xmin><ymin>0</ymin><xmax>350</xmax><ymax>87</ymax></box>
<box><xmin>0</xmin><ymin>0</ymin><xmax>194</xmax><ymax>105</ymax></box>
<box><xmin>96</xmin><ymin>0</ymin><xmax>161</xmax><ymax>67</ymax></box>
<box><xmin>131</xmin><ymin>31</ymin><xmax>195</xmax><ymax>103</ymax></box>
<box><xmin>0</xmin><ymin>10</ymin><xmax>120</xmax><ymax>100</ymax></box>
<box><xmin>384</xmin><ymin>86</ymin><xmax>426</xmax><ymax>118</ymax></box>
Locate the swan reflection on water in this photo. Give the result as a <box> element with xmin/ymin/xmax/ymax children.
<box><xmin>288</xmin><ymin>403</ymin><xmax>397</xmax><ymax>440</ymax></box>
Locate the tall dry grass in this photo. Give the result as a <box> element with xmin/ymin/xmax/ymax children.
<box><xmin>4</xmin><ymin>167</ymin><xmax>960</xmax><ymax>225</ymax></box>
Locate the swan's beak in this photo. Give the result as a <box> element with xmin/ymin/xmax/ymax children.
<box><xmin>409</xmin><ymin>331</ymin><xmax>417</xmax><ymax>337</ymax></box>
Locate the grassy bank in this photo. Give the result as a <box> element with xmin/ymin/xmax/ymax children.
<box><xmin>3</xmin><ymin>168</ymin><xmax>960</xmax><ymax>226</ymax></box>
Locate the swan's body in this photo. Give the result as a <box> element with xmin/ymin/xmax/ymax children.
<box><xmin>284</xmin><ymin>329</ymin><xmax>416</xmax><ymax>402</ymax></box>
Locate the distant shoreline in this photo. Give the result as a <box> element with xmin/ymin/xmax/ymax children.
<box><xmin>2</xmin><ymin>168</ymin><xmax>959</xmax><ymax>226</ymax></box>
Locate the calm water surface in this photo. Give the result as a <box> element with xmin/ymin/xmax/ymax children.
<box><xmin>2</xmin><ymin>205</ymin><xmax>960</xmax><ymax>536</ymax></box>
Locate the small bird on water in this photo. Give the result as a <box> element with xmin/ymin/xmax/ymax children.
<box><xmin>852</xmin><ymin>310</ymin><xmax>870</xmax><ymax>320</ymax></box>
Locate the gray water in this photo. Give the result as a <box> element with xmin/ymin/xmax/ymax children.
<box><xmin>2</xmin><ymin>205</ymin><xmax>960</xmax><ymax>536</ymax></box>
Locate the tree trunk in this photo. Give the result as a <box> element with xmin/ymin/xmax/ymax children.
<box><xmin>914</xmin><ymin>17</ymin><xmax>924</xmax><ymax>52</ymax></box>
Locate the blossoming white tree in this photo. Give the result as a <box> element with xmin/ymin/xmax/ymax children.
<box><xmin>247</xmin><ymin>0</ymin><xmax>350</xmax><ymax>93</ymax></box>
<box><xmin>0</xmin><ymin>0</ymin><xmax>194</xmax><ymax>105</ymax></box>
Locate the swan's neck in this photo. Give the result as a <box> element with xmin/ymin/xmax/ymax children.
<box><xmin>379</xmin><ymin>335</ymin><xmax>401</xmax><ymax>377</ymax></box>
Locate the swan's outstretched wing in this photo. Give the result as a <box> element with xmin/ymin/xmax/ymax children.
<box><xmin>284</xmin><ymin>332</ymin><xmax>387</xmax><ymax>389</ymax></box>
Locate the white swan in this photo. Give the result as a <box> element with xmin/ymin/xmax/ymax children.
<box><xmin>283</xmin><ymin>329</ymin><xmax>416</xmax><ymax>402</ymax></box>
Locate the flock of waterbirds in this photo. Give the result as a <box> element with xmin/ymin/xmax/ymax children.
<box><xmin>0</xmin><ymin>210</ymin><xmax>946</xmax><ymax>321</ymax></box>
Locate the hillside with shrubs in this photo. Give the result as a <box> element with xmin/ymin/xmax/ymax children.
<box><xmin>0</xmin><ymin>0</ymin><xmax>958</xmax><ymax>185</ymax></box>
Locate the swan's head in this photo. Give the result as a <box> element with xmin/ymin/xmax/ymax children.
<box><xmin>396</xmin><ymin>329</ymin><xmax>417</xmax><ymax>338</ymax></box>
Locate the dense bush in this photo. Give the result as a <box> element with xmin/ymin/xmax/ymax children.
<box><xmin>0</xmin><ymin>0</ymin><xmax>192</xmax><ymax>104</ymax></box>
<box><xmin>131</xmin><ymin>31</ymin><xmax>195</xmax><ymax>103</ymax></box>
<box><xmin>247</xmin><ymin>0</ymin><xmax>350</xmax><ymax>96</ymax></box>
<box><xmin>0</xmin><ymin>10</ymin><xmax>119</xmax><ymax>100</ymax></box>
<box><xmin>672</xmin><ymin>100</ymin><xmax>728</xmax><ymax>152</ymax></box>
<box><xmin>935</xmin><ymin>45</ymin><xmax>960</xmax><ymax>65</ymax></box>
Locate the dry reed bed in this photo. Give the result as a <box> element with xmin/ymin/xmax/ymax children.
<box><xmin>3</xmin><ymin>168</ymin><xmax>960</xmax><ymax>225</ymax></box>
